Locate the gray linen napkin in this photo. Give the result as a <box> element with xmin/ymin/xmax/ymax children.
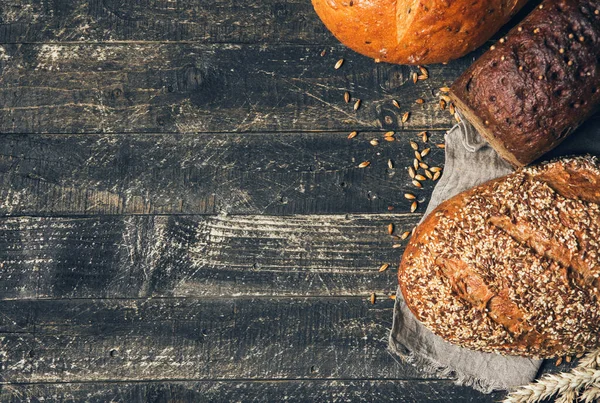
<box><xmin>388</xmin><ymin>117</ymin><xmax>541</xmax><ymax>394</ymax></box>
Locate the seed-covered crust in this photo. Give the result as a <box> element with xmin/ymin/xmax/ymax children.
<box><xmin>450</xmin><ymin>0</ymin><xmax>600</xmax><ymax>167</ymax></box>
<box><xmin>399</xmin><ymin>156</ymin><xmax>600</xmax><ymax>358</ymax></box>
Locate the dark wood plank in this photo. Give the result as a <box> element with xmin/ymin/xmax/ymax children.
<box><xmin>0</xmin><ymin>297</ymin><xmax>432</xmax><ymax>382</ymax></box>
<box><xmin>0</xmin><ymin>132</ymin><xmax>444</xmax><ymax>216</ymax></box>
<box><xmin>0</xmin><ymin>214</ymin><xmax>416</xmax><ymax>299</ymax></box>
<box><xmin>0</xmin><ymin>380</ymin><xmax>506</xmax><ymax>402</ymax></box>
<box><xmin>0</xmin><ymin>43</ymin><xmax>464</xmax><ymax>134</ymax></box>
<box><xmin>0</xmin><ymin>0</ymin><xmax>332</xmax><ymax>44</ymax></box>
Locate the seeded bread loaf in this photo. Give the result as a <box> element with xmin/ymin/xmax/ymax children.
<box><xmin>398</xmin><ymin>156</ymin><xmax>600</xmax><ymax>358</ymax></box>
<box><xmin>311</xmin><ymin>0</ymin><xmax>528</xmax><ymax>65</ymax></box>
<box><xmin>450</xmin><ymin>0</ymin><xmax>600</xmax><ymax>167</ymax></box>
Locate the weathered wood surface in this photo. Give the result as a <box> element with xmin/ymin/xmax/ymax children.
<box><xmin>0</xmin><ymin>214</ymin><xmax>417</xmax><ymax>299</ymax></box>
<box><xmin>0</xmin><ymin>43</ymin><xmax>463</xmax><ymax>134</ymax></box>
<box><xmin>0</xmin><ymin>297</ymin><xmax>420</xmax><ymax>382</ymax></box>
<box><xmin>0</xmin><ymin>380</ymin><xmax>506</xmax><ymax>402</ymax></box>
<box><xmin>0</xmin><ymin>0</ymin><xmax>333</xmax><ymax>44</ymax></box>
<box><xmin>0</xmin><ymin>132</ymin><xmax>444</xmax><ymax>216</ymax></box>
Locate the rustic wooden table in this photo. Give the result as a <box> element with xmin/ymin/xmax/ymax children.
<box><xmin>0</xmin><ymin>1</ymin><xmax>570</xmax><ymax>402</ymax></box>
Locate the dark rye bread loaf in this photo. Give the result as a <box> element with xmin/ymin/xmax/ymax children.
<box><xmin>450</xmin><ymin>0</ymin><xmax>600</xmax><ymax>167</ymax></box>
<box><xmin>398</xmin><ymin>156</ymin><xmax>600</xmax><ymax>358</ymax></box>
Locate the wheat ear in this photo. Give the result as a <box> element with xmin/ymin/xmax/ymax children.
<box><xmin>503</xmin><ymin>348</ymin><xmax>600</xmax><ymax>403</ymax></box>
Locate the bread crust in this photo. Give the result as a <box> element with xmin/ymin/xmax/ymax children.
<box><xmin>450</xmin><ymin>0</ymin><xmax>600</xmax><ymax>166</ymax></box>
<box><xmin>398</xmin><ymin>156</ymin><xmax>600</xmax><ymax>358</ymax></box>
<box><xmin>311</xmin><ymin>0</ymin><xmax>527</xmax><ymax>65</ymax></box>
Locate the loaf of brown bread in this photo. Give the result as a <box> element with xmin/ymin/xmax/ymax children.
<box><xmin>398</xmin><ymin>156</ymin><xmax>600</xmax><ymax>358</ymax></box>
<box><xmin>450</xmin><ymin>0</ymin><xmax>600</xmax><ymax>167</ymax></box>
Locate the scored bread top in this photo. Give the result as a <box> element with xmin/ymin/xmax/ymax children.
<box><xmin>399</xmin><ymin>155</ymin><xmax>600</xmax><ymax>358</ymax></box>
<box><xmin>311</xmin><ymin>0</ymin><xmax>527</xmax><ymax>65</ymax></box>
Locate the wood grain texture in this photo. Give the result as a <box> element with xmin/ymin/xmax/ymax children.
<box><xmin>0</xmin><ymin>214</ymin><xmax>416</xmax><ymax>299</ymax></box>
<box><xmin>0</xmin><ymin>0</ymin><xmax>332</xmax><ymax>44</ymax></box>
<box><xmin>0</xmin><ymin>297</ymin><xmax>427</xmax><ymax>383</ymax></box>
<box><xmin>0</xmin><ymin>380</ymin><xmax>506</xmax><ymax>402</ymax></box>
<box><xmin>0</xmin><ymin>132</ymin><xmax>444</xmax><ymax>216</ymax></box>
<box><xmin>0</xmin><ymin>43</ymin><xmax>464</xmax><ymax>134</ymax></box>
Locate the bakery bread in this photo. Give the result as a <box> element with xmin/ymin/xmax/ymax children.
<box><xmin>398</xmin><ymin>156</ymin><xmax>600</xmax><ymax>358</ymax></box>
<box><xmin>450</xmin><ymin>0</ymin><xmax>600</xmax><ymax>167</ymax></box>
<box><xmin>311</xmin><ymin>0</ymin><xmax>528</xmax><ymax>65</ymax></box>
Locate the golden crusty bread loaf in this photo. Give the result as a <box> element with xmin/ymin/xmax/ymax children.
<box><xmin>398</xmin><ymin>156</ymin><xmax>600</xmax><ymax>358</ymax></box>
<box><xmin>311</xmin><ymin>0</ymin><xmax>529</xmax><ymax>65</ymax></box>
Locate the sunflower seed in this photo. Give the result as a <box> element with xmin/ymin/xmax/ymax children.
<box><xmin>415</xmin><ymin>98</ymin><xmax>425</xmax><ymax>104</ymax></box>
<box><xmin>334</xmin><ymin>59</ymin><xmax>344</xmax><ymax>69</ymax></box>
<box><xmin>415</xmin><ymin>151</ymin><xmax>422</xmax><ymax>161</ymax></box>
<box><xmin>430</xmin><ymin>166</ymin><xmax>442</xmax><ymax>172</ymax></box>
<box><xmin>388</xmin><ymin>159</ymin><xmax>394</xmax><ymax>169</ymax></box>
<box><xmin>402</xmin><ymin>112</ymin><xmax>410</xmax><ymax>123</ymax></box>
<box><xmin>425</xmin><ymin>170</ymin><xmax>433</xmax><ymax>179</ymax></box>
<box><xmin>433</xmin><ymin>171</ymin><xmax>441</xmax><ymax>181</ymax></box>
<box><xmin>410</xmin><ymin>201</ymin><xmax>418</xmax><ymax>212</ymax></box>
<box><xmin>370</xmin><ymin>293</ymin><xmax>376</xmax><ymax>304</ymax></box>
<box><xmin>419</xmin><ymin>162</ymin><xmax>428</xmax><ymax>169</ymax></box>
<box><xmin>412</xmin><ymin>180</ymin><xmax>422</xmax><ymax>188</ymax></box>
<box><xmin>347</xmin><ymin>131</ymin><xmax>358</xmax><ymax>139</ymax></box>
<box><xmin>344</xmin><ymin>91</ymin><xmax>351</xmax><ymax>103</ymax></box>
<box><xmin>400</xmin><ymin>231</ymin><xmax>410</xmax><ymax>240</ymax></box>
<box><xmin>379</xmin><ymin>263</ymin><xmax>389</xmax><ymax>272</ymax></box>
<box><xmin>404</xmin><ymin>193</ymin><xmax>416</xmax><ymax>200</ymax></box>
<box><xmin>415</xmin><ymin>174</ymin><xmax>426</xmax><ymax>181</ymax></box>
<box><xmin>410</xmin><ymin>141</ymin><xmax>419</xmax><ymax>150</ymax></box>
<box><xmin>421</xmin><ymin>148</ymin><xmax>430</xmax><ymax>157</ymax></box>
<box><xmin>387</xmin><ymin>223</ymin><xmax>394</xmax><ymax>234</ymax></box>
<box><xmin>392</xmin><ymin>99</ymin><xmax>400</xmax><ymax>109</ymax></box>
<box><xmin>370</xmin><ymin>139</ymin><xmax>379</xmax><ymax>146</ymax></box>
<box><xmin>408</xmin><ymin>167</ymin><xmax>416</xmax><ymax>178</ymax></box>
<box><xmin>354</xmin><ymin>99</ymin><xmax>361</xmax><ymax>111</ymax></box>
<box><xmin>358</xmin><ymin>161</ymin><xmax>370</xmax><ymax>168</ymax></box>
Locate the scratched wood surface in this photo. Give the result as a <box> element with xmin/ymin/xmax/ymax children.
<box><xmin>0</xmin><ymin>0</ymin><xmax>574</xmax><ymax>402</ymax></box>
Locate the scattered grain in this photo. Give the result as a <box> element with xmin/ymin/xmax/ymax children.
<box><xmin>436</xmin><ymin>143</ymin><xmax>445</xmax><ymax>149</ymax></box>
<box><xmin>400</xmin><ymin>231</ymin><xmax>410</xmax><ymax>240</ymax></box>
<box><xmin>419</xmin><ymin>162</ymin><xmax>429</xmax><ymax>169</ymax></box>
<box><xmin>415</xmin><ymin>174</ymin><xmax>426</xmax><ymax>181</ymax></box>
<box><xmin>412</xmin><ymin>72</ymin><xmax>418</xmax><ymax>83</ymax></box>
<box><xmin>387</xmin><ymin>223</ymin><xmax>394</xmax><ymax>235</ymax></box>
<box><xmin>347</xmin><ymin>131</ymin><xmax>358</xmax><ymax>139</ymax></box>
<box><xmin>410</xmin><ymin>141</ymin><xmax>419</xmax><ymax>150</ymax></box>
<box><xmin>344</xmin><ymin>91</ymin><xmax>351</xmax><ymax>103</ymax></box>
<box><xmin>388</xmin><ymin>159</ymin><xmax>394</xmax><ymax>169</ymax></box>
<box><xmin>402</xmin><ymin>112</ymin><xmax>410</xmax><ymax>123</ymax></box>
<box><xmin>411</xmin><ymin>201</ymin><xmax>418</xmax><ymax>212</ymax></box>
<box><xmin>370</xmin><ymin>293</ymin><xmax>376</xmax><ymax>304</ymax></box>
<box><xmin>358</xmin><ymin>161</ymin><xmax>370</xmax><ymax>168</ymax></box>
<box><xmin>433</xmin><ymin>171</ymin><xmax>441</xmax><ymax>181</ymax></box>
<box><xmin>412</xmin><ymin>180</ymin><xmax>422</xmax><ymax>188</ymax></box>
<box><xmin>370</xmin><ymin>139</ymin><xmax>379</xmax><ymax>146</ymax></box>
<box><xmin>354</xmin><ymin>99</ymin><xmax>361</xmax><ymax>111</ymax></box>
<box><xmin>408</xmin><ymin>167</ymin><xmax>416</xmax><ymax>178</ymax></box>
<box><xmin>404</xmin><ymin>193</ymin><xmax>416</xmax><ymax>200</ymax></box>
<box><xmin>425</xmin><ymin>170</ymin><xmax>433</xmax><ymax>179</ymax></box>
<box><xmin>430</xmin><ymin>166</ymin><xmax>442</xmax><ymax>172</ymax></box>
<box><xmin>415</xmin><ymin>98</ymin><xmax>425</xmax><ymax>104</ymax></box>
<box><xmin>334</xmin><ymin>58</ymin><xmax>344</xmax><ymax>69</ymax></box>
<box><xmin>379</xmin><ymin>263</ymin><xmax>389</xmax><ymax>272</ymax></box>
<box><xmin>392</xmin><ymin>99</ymin><xmax>401</xmax><ymax>109</ymax></box>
